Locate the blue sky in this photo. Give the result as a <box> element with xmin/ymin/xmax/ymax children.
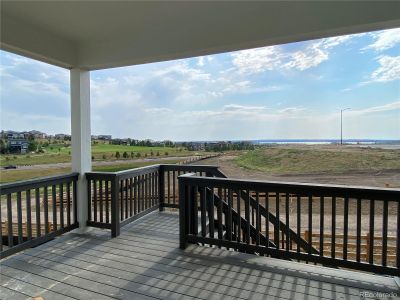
<box><xmin>1</xmin><ymin>28</ymin><xmax>399</xmax><ymax>141</ymax></box>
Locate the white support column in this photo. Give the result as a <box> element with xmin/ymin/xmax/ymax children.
<box><xmin>70</xmin><ymin>69</ymin><xmax>91</xmax><ymax>232</ymax></box>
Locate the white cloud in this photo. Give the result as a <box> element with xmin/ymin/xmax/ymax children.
<box><xmin>197</xmin><ymin>57</ymin><xmax>205</xmax><ymax>67</ymax></box>
<box><xmin>284</xmin><ymin>43</ymin><xmax>328</xmax><ymax>71</ymax></box>
<box><xmin>2</xmin><ymin>53</ymin><xmax>33</xmax><ymax>66</ymax></box>
<box><xmin>223</xmin><ymin>104</ymin><xmax>268</xmax><ymax>113</ymax></box>
<box><xmin>222</xmin><ymin>80</ymin><xmax>251</xmax><ymax>92</ymax></box>
<box><xmin>278</xmin><ymin>107</ymin><xmax>305</xmax><ymax>114</ymax></box>
<box><xmin>196</xmin><ymin>55</ymin><xmax>213</xmax><ymax>67</ymax></box>
<box><xmin>231</xmin><ymin>34</ymin><xmax>353</xmax><ymax>74</ymax></box>
<box><xmin>144</xmin><ymin>107</ymin><xmax>173</xmax><ymax>113</ymax></box>
<box><xmin>12</xmin><ymin>78</ymin><xmax>68</xmax><ymax>98</ymax></box>
<box><xmin>231</xmin><ymin>46</ymin><xmax>284</xmax><ymax>74</ymax></box>
<box><xmin>370</xmin><ymin>55</ymin><xmax>400</xmax><ymax>83</ymax></box>
<box><xmin>349</xmin><ymin>101</ymin><xmax>400</xmax><ymax>116</ymax></box>
<box><xmin>91</xmin><ymin>76</ymin><xmax>142</xmax><ymax>108</ymax></box>
<box><xmin>0</xmin><ymin>111</ymin><xmax>70</xmax><ymax>133</ymax></box>
<box><xmin>154</xmin><ymin>62</ymin><xmax>211</xmax><ymax>82</ymax></box>
<box><xmin>321</xmin><ymin>36</ymin><xmax>353</xmax><ymax>48</ymax></box>
<box><xmin>364</xmin><ymin>28</ymin><xmax>400</xmax><ymax>51</ymax></box>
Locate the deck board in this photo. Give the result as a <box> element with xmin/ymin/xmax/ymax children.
<box><xmin>1</xmin><ymin>211</ymin><xmax>399</xmax><ymax>300</ymax></box>
<box><xmin>0</xmin><ymin>285</ymin><xmax>40</xmax><ymax>300</ymax></box>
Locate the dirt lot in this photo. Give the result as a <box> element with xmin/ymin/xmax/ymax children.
<box><xmin>196</xmin><ymin>154</ymin><xmax>400</xmax><ymax>188</ymax></box>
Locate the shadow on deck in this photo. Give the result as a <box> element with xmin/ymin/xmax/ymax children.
<box><xmin>1</xmin><ymin>211</ymin><xmax>399</xmax><ymax>300</ymax></box>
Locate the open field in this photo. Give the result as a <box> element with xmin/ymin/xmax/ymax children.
<box><xmin>0</xmin><ymin>144</ymin><xmax>197</xmax><ymax>167</ymax></box>
<box><xmin>0</xmin><ymin>158</ymin><xmax>185</xmax><ymax>183</ymax></box>
<box><xmin>196</xmin><ymin>145</ymin><xmax>400</xmax><ymax>188</ymax></box>
<box><xmin>235</xmin><ymin>145</ymin><xmax>400</xmax><ymax>175</ymax></box>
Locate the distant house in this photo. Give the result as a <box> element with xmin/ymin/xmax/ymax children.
<box><xmin>9</xmin><ymin>139</ymin><xmax>29</xmax><ymax>154</ymax></box>
<box><xmin>187</xmin><ymin>142</ymin><xmax>205</xmax><ymax>151</ymax></box>
<box><xmin>4</xmin><ymin>130</ymin><xmax>25</xmax><ymax>139</ymax></box>
<box><xmin>55</xmin><ymin>134</ymin><xmax>71</xmax><ymax>140</ymax></box>
<box><xmin>111</xmin><ymin>138</ymin><xmax>129</xmax><ymax>145</ymax></box>
<box><xmin>28</xmin><ymin>130</ymin><xmax>47</xmax><ymax>139</ymax></box>
<box><xmin>1</xmin><ymin>130</ymin><xmax>47</xmax><ymax>140</ymax></box>
<box><xmin>98</xmin><ymin>135</ymin><xmax>112</xmax><ymax>141</ymax></box>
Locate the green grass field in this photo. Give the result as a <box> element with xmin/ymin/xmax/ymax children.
<box><xmin>235</xmin><ymin>146</ymin><xmax>400</xmax><ymax>175</ymax></box>
<box><xmin>0</xmin><ymin>158</ymin><xmax>184</xmax><ymax>183</ymax></box>
<box><xmin>0</xmin><ymin>143</ymin><xmax>195</xmax><ymax>167</ymax></box>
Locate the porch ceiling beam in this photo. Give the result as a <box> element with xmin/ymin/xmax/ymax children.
<box><xmin>1</xmin><ymin>1</ymin><xmax>399</xmax><ymax>71</ymax></box>
<box><xmin>77</xmin><ymin>1</ymin><xmax>400</xmax><ymax>70</ymax></box>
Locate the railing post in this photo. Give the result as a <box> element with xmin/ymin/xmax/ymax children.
<box><xmin>159</xmin><ymin>165</ymin><xmax>165</xmax><ymax>211</ymax></box>
<box><xmin>179</xmin><ymin>177</ymin><xmax>187</xmax><ymax>249</ymax></box>
<box><xmin>111</xmin><ymin>175</ymin><xmax>120</xmax><ymax>237</ymax></box>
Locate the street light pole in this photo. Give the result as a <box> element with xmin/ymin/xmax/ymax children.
<box><xmin>340</xmin><ymin>108</ymin><xmax>350</xmax><ymax>145</ymax></box>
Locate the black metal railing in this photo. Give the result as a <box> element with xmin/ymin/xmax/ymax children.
<box><xmin>178</xmin><ymin>174</ymin><xmax>400</xmax><ymax>276</ymax></box>
<box><xmin>0</xmin><ymin>173</ymin><xmax>79</xmax><ymax>258</ymax></box>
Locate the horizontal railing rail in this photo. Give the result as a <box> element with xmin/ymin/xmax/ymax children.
<box><xmin>178</xmin><ymin>174</ymin><xmax>400</xmax><ymax>276</ymax></box>
<box><xmin>0</xmin><ymin>173</ymin><xmax>79</xmax><ymax>258</ymax></box>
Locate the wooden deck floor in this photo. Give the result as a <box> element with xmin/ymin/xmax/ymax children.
<box><xmin>1</xmin><ymin>211</ymin><xmax>399</xmax><ymax>300</ymax></box>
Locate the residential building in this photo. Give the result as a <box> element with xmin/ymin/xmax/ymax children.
<box><xmin>54</xmin><ymin>133</ymin><xmax>71</xmax><ymax>140</ymax></box>
<box><xmin>3</xmin><ymin>130</ymin><xmax>25</xmax><ymax>139</ymax></box>
<box><xmin>28</xmin><ymin>130</ymin><xmax>47</xmax><ymax>139</ymax></box>
<box><xmin>98</xmin><ymin>135</ymin><xmax>112</xmax><ymax>140</ymax></box>
<box><xmin>8</xmin><ymin>138</ymin><xmax>29</xmax><ymax>154</ymax></box>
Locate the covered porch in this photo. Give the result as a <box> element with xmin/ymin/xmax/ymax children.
<box><xmin>1</xmin><ymin>1</ymin><xmax>400</xmax><ymax>299</ymax></box>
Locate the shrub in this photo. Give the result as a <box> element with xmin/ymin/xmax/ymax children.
<box><xmin>164</xmin><ymin>152</ymin><xmax>169</xmax><ymax>156</ymax></box>
<box><xmin>123</xmin><ymin>151</ymin><xmax>128</xmax><ymax>159</ymax></box>
<box><xmin>92</xmin><ymin>155</ymin><xmax>95</xmax><ymax>160</ymax></box>
<box><xmin>156</xmin><ymin>151</ymin><xmax>160</xmax><ymax>156</ymax></box>
<box><xmin>150</xmin><ymin>151</ymin><xmax>154</xmax><ymax>156</ymax></box>
<box><xmin>102</xmin><ymin>154</ymin><xmax>107</xmax><ymax>159</ymax></box>
<box><xmin>136</xmin><ymin>153</ymin><xmax>141</xmax><ymax>158</ymax></box>
<box><xmin>28</xmin><ymin>141</ymin><xmax>38</xmax><ymax>152</ymax></box>
<box><xmin>115</xmin><ymin>151</ymin><xmax>120</xmax><ymax>158</ymax></box>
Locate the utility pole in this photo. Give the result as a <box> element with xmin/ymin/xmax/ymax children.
<box><xmin>340</xmin><ymin>108</ymin><xmax>350</xmax><ymax>145</ymax></box>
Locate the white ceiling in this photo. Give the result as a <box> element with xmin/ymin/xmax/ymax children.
<box><xmin>1</xmin><ymin>1</ymin><xmax>400</xmax><ymax>70</ymax></box>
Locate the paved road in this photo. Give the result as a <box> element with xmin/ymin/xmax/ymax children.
<box><xmin>2</xmin><ymin>156</ymin><xmax>190</xmax><ymax>171</ymax></box>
